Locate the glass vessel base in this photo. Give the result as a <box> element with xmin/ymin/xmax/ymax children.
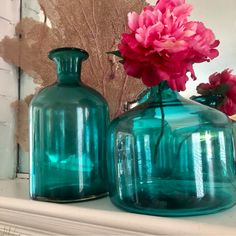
<box><xmin>31</xmin><ymin>184</ymin><xmax>108</xmax><ymax>203</ymax></box>
<box><xmin>111</xmin><ymin>180</ymin><xmax>236</xmax><ymax>217</ymax></box>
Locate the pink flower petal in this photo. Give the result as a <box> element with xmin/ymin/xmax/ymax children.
<box><xmin>117</xmin><ymin>0</ymin><xmax>219</xmax><ymax>91</ymax></box>
<box><xmin>128</xmin><ymin>12</ymin><xmax>139</xmax><ymax>31</ymax></box>
<box><xmin>124</xmin><ymin>60</ymin><xmax>143</xmax><ymax>78</ymax></box>
<box><xmin>197</xmin><ymin>69</ymin><xmax>236</xmax><ymax>115</ymax></box>
<box><xmin>141</xmin><ymin>66</ymin><xmax>162</xmax><ymax>87</ymax></box>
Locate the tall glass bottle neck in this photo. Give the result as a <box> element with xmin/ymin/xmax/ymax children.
<box><xmin>49</xmin><ymin>48</ymin><xmax>89</xmax><ymax>85</ymax></box>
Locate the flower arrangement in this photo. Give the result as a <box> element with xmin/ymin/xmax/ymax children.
<box><xmin>110</xmin><ymin>0</ymin><xmax>219</xmax><ymax>91</ymax></box>
<box><xmin>196</xmin><ymin>69</ymin><xmax>236</xmax><ymax>116</ymax></box>
<box><xmin>106</xmin><ymin>0</ymin><xmax>236</xmax><ymax>217</ymax></box>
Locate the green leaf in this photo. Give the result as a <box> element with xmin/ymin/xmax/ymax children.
<box><xmin>190</xmin><ymin>95</ymin><xmax>197</xmax><ymax>99</ymax></box>
<box><xmin>106</xmin><ymin>50</ymin><xmax>123</xmax><ymax>58</ymax></box>
<box><xmin>212</xmin><ymin>84</ymin><xmax>230</xmax><ymax>96</ymax></box>
<box><xmin>196</xmin><ymin>87</ymin><xmax>211</xmax><ymax>96</ymax></box>
<box><xmin>216</xmin><ymin>96</ymin><xmax>227</xmax><ymax>108</ymax></box>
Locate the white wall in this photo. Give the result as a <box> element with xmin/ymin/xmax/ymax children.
<box><xmin>147</xmin><ymin>0</ymin><xmax>236</xmax><ymax>97</ymax></box>
<box><xmin>0</xmin><ymin>0</ymin><xmax>20</xmax><ymax>179</ymax></box>
<box><xmin>18</xmin><ymin>0</ymin><xmax>41</xmax><ymax>173</ymax></box>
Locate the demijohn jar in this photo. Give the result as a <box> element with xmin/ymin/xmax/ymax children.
<box><xmin>107</xmin><ymin>81</ymin><xmax>236</xmax><ymax>216</ymax></box>
<box><xmin>30</xmin><ymin>47</ymin><xmax>109</xmax><ymax>202</ymax></box>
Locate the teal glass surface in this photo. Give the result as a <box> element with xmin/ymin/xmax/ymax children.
<box><xmin>30</xmin><ymin>48</ymin><xmax>109</xmax><ymax>202</ymax></box>
<box><xmin>107</xmin><ymin>82</ymin><xmax>236</xmax><ymax>216</ymax></box>
<box><xmin>191</xmin><ymin>95</ymin><xmax>223</xmax><ymax>109</ymax></box>
<box><xmin>124</xmin><ymin>89</ymin><xmax>151</xmax><ymax>111</ymax></box>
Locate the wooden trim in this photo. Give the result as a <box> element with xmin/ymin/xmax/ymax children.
<box><xmin>0</xmin><ymin>179</ymin><xmax>236</xmax><ymax>235</ymax></box>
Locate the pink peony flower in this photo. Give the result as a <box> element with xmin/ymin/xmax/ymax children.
<box><xmin>197</xmin><ymin>69</ymin><xmax>236</xmax><ymax>116</ymax></box>
<box><xmin>118</xmin><ymin>0</ymin><xmax>219</xmax><ymax>91</ymax></box>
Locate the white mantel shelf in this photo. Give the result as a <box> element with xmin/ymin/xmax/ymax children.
<box><xmin>0</xmin><ymin>179</ymin><xmax>236</xmax><ymax>235</ymax></box>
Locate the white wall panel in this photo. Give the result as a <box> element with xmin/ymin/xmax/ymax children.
<box><xmin>0</xmin><ymin>0</ymin><xmax>20</xmax><ymax>179</ymax></box>
<box><xmin>18</xmin><ymin>0</ymin><xmax>41</xmax><ymax>173</ymax></box>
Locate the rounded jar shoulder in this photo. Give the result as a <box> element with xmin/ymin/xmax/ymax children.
<box><xmin>30</xmin><ymin>84</ymin><xmax>108</xmax><ymax>108</ymax></box>
<box><xmin>109</xmin><ymin>98</ymin><xmax>231</xmax><ymax>132</ymax></box>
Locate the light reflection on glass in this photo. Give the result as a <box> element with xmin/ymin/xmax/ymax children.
<box><xmin>192</xmin><ymin>132</ymin><xmax>204</xmax><ymax>198</ymax></box>
<box><xmin>205</xmin><ymin>131</ymin><xmax>215</xmax><ymax>197</ymax></box>
<box><xmin>77</xmin><ymin>107</ymin><xmax>84</xmax><ymax>192</ymax></box>
<box><xmin>144</xmin><ymin>135</ymin><xmax>152</xmax><ymax>180</ymax></box>
<box><xmin>136</xmin><ymin>135</ymin><xmax>143</xmax><ymax>180</ymax></box>
<box><xmin>219</xmin><ymin>131</ymin><xmax>227</xmax><ymax>176</ymax></box>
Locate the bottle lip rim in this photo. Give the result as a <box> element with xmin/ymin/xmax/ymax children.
<box><xmin>48</xmin><ymin>47</ymin><xmax>89</xmax><ymax>60</ymax></box>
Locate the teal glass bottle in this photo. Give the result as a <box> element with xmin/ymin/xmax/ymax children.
<box><xmin>107</xmin><ymin>81</ymin><xmax>236</xmax><ymax>216</ymax></box>
<box><xmin>29</xmin><ymin>47</ymin><xmax>109</xmax><ymax>202</ymax></box>
<box><xmin>124</xmin><ymin>89</ymin><xmax>151</xmax><ymax>111</ymax></box>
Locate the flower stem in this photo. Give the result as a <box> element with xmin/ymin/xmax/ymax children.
<box><xmin>154</xmin><ymin>84</ymin><xmax>165</xmax><ymax>161</ymax></box>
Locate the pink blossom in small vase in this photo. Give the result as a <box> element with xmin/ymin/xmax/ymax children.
<box><xmin>197</xmin><ymin>69</ymin><xmax>236</xmax><ymax>116</ymax></box>
<box><xmin>118</xmin><ymin>0</ymin><xmax>219</xmax><ymax>91</ymax></box>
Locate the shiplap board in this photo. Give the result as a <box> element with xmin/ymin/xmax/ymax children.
<box><xmin>20</xmin><ymin>0</ymin><xmax>41</xmax><ymax>99</ymax></box>
<box><xmin>0</xmin><ymin>0</ymin><xmax>20</xmax><ymax>179</ymax></box>
<box><xmin>18</xmin><ymin>0</ymin><xmax>41</xmax><ymax>173</ymax></box>
<box><xmin>0</xmin><ymin>0</ymin><xmax>20</xmax><ymax>23</ymax></box>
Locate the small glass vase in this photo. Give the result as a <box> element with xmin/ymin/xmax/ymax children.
<box><xmin>107</xmin><ymin>81</ymin><xmax>236</xmax><ymax>216</ymax></box>
<box><xmin>29</xmin><ymin>47</ymin><xmax>109</xmax><ymax>202</ymax></box>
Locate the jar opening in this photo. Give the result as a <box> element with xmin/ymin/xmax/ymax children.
<box><xmin>48</xmin><ymin>47</ymin><xmax>89</xmax><ymax>61</ymax></box>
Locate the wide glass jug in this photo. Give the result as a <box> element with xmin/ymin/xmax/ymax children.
<box><xmin>107</xmin><ymin>82</ymin><xmax>236</xmax><ymax>216</ymax></box>
<box><xmin>30</xmin><ymin>47</ymin><xmax>109</xmax><ymax>202</ymax></box>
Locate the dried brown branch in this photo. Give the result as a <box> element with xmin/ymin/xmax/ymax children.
<box><xmin>12</xmin><ymin>95</ymin><xmax>34</xmax><ymax>152</ymax></box>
